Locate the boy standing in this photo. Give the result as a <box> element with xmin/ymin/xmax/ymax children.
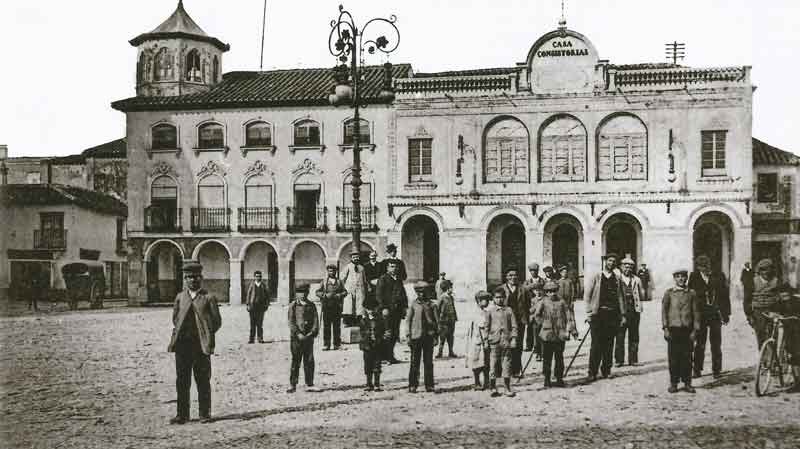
<box><xmin>661</xmin><ymin>269</ymin><xmax>701</xmax><ymax>393</ymax></box>
<box><xmin>406</xmin><ymin>281</ymin><xmax>439</xmax><ymax>393</ymax></box>
<box><xmin>533</xmin><ymin>281</ymin><xmax>578</xmax><ymax>387</ymax></box>
<box><xmin>466</xmin><ymin>291</ymin><xmax>491</xmax><ymax>390</ymax></box>
<box><xmin>436</xmin><ymin>280</ymin><xmax>458</xmax><ymax>358</ymax></box>
<box><xmin>359</xmin><ymin>295</ymin><xmax>384</xmax><ymax>391</ymax></box>
<box><xmin>288</xmin><ymin>284</ymin><xmax>320</xmax><ymax>393</ymax></box>
<box><xmin>483</xmin><ymin>287</ymin><xmax>518</xmax><ymax>397</ymax></box>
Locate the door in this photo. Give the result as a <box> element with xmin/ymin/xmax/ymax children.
<box><xmin>294</xmin><ymin>187</ymin><xmax>320</xmax><ymax>228</ymax></box>
<box><xmin>501</xmin><ymin>224</ymin><xmax>526</xmax><ymax>277</ymax></box>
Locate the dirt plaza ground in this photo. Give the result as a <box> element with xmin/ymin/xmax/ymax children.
<box><xmin>1</xmin><ymin>297</ymin><xmax>798</xmax><ymax>449</ymax></box>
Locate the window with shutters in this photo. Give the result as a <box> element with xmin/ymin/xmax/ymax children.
<box><xmin>701</xmin><ymin>130</ymin><xmax>727</xmax><ymax>177</ymax></box>
<box><xmin>293</xmin><ymin>120</ymin><xmax>321</xmax><ymax>146</ymax></box>
<box><xmin>198</xmin><ymin>123</ymin><xmax>224</xmax><ymax>149</ymax></box>
<box><xmin>198</xmin><ymin>175</ymin><xmax>225</xmax><ymax>208</ymax></box>
<box><xmin>343</xmin><ymin>118</ymin><xmax>371</xmax><ymax>145</ymax></box>
<box><xmin>151</xmin><ymin>124</ymin><xmax>178</xmax><ymax>150</ymax></box>
<box><xmin>539</xmin><ymin>116</ymin><xmax>586</xmax><ymax>182</ymax></box>
<box><xmin>245</xmin><ymin>121</ymin><xmax>272</xmax><ymax>147</ymax></box>
<box><xmin>597</xmin><ymin>114</ymin><xmax>647</xmax><ymax>181</ymax></box>
<box><xmin>757</xmin><ymin>173</ymin><xmax>778</xmax><ymax>203</ymax></box>
<box><xmin>408</xmin><ymin>138</ymin><xmax>433</xmax><ymax>183</ymax></box>
<box><xmin>484</xmin><ymin>119</ymin><xmax>529</xmax><ymax>183</ymax></box>
<box><xmin>245</xmin><ymin>177</ymin><xmax>273</xmax><ymax>209</ymax></box>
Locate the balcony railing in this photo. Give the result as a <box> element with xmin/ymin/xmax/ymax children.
<box><xmin>286</xmin><ymin>206</ymin><xmax>328</xmax><ymax>232</ymax></box>
<box><xmin>238</xmin><ymin>207</ymin><xmax>279</xmax><ymax>232</ymax></box>
<box><xmin>191</xmin><ymin>208</ymin><xmax>230</xmax><ymax>232</ymax></box>
<box><xmin>336</xmin><ymin>206</ymin><xmax>378</xmax><ymax>232</ymax></box>
<box><xmin>144</xmin><ymin>206</ymin><xmax>182</xmax><ymax>233</ymax></box>
<box><xmin>34</xmin><ymin>229</ymin><xmax>67</xmax><ymax>250</ymax></box>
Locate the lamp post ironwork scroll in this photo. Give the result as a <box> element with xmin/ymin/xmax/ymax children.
<box><xmin>328</xmin><ymin>4</ymin><xmax>400</xmax><ymax>258</ymax></box>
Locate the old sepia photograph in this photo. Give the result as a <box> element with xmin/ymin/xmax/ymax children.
<box><xmin>1</xmin><ymin>0</ymin><xmax>798</xmax><ymax>447</ymax></box>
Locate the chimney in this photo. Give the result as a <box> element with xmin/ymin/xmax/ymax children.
<box><xmin>0</xmin><ymin>144</ymin><xmax>7</xmax><ymax>159</ymax></box>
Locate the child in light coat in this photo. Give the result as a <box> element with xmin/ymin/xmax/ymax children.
<box><xmin>465</xmin><ymin>290</ymin><xmax>491</xmax><ymax>390</ymax></box>
<box><xmin>533</xmin><ymin>281</ymin><xmax>578</xmax><ymax>387</ymax></box>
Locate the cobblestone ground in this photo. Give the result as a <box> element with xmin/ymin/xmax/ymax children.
<box><xmin>1</xmin><ymin>298</ymin><xmax>798</xmax><ymax>449</ymax></box>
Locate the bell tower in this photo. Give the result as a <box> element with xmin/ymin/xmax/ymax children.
<box><xmin>129</xmin><ymin>0</ymin><xmax>230</xmax><ymax>97</ymax></box>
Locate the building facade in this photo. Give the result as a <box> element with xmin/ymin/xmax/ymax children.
<box><xmin>752</xmin><ymin>139</ymin><xmax>800</xmax><ymax>288</ymax></box>
<box><xmin>115</xmin><ymin>3</ymin><xmax>755</xmax><ymax>304</ymax></box>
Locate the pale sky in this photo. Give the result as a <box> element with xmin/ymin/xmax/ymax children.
<box><xmin>1</xmin><ymin>0</ymin><xmax>798</xmax><ymax>157</ymax></box>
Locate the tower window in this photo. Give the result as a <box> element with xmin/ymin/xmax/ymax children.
<box><xmin>186</xmin><ymin>49</ymin><xmax>202</xmax><ymax>82</ymax></box>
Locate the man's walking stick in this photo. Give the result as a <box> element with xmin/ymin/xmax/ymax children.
<box><xmin>563</xmin><ymin>327</ymin><xmax>591</xmax><ymax>378</ymax></box>
<box><xmin>517</xmin><ymin>348</ymin><xmax>536</xmax><ymax>382</ymax></box>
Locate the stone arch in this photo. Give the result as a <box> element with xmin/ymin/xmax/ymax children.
<box><xmin>485</xmin><ymin>213</ymin><xmax>527</xmax><ymax>287</ymax></box>
<box><xmin>543</xmin><ymin>213</ymin><xmax>585</xmax><ymax>275</ymax></box>
<box><xmin>241</xmin><ymin>239</ymin><xmax>279</xmax><ymax>300</ymax></box>
<box><xmin>686</xmin><ymin>202</ymin><xmax>745</xmax><ymax>230</ymax></box>
<box><xmin>287</xmin><ymin>238</ymin><xmax>329</xmax><ymax>260</ymax></box>
<box><xmin>144</xmin><ymin>239</ymin><xmax>185</xmax><ymax>262</ymax></box>
<box><xmin>393</xmin><ymin>206</ymin><xmax>445</xmax><ymax>233</ymax></box>
<box><xmin>336</xmin><ymin>239</ymin><xmax>376</xmax><ymax>261</ymax></box>
<box><xmin>144</xmin><ymin>239</ymin><xmax>185</xmax><ymax>302</ymax></box>
<box><xmin>596</xmin><ymin>204</ymin><xmax>651</xmax><ymax>230</ymax></box>
<box><xmin>402</xmin><ymin>214</ymin><xmax>440</xmax><ymax>282</ymax></box>
<box><xmin>539</xmin><ymin>205</ymin><xmax>591</xmax><ymax>232</ymax></box>
<box><xmin>602</xmin><ymin>213</ymin><xmax>644</xmax><ymax>266</ymax></box>
<box><xmin>482</xmin><ymin>115</ymin><xmax>531</xmax><ymax>183</ymax></box>
<box><xmin>479</xmin><ymin>205</ymin><xmax>533</xmax><ymax>231</ymax></box>
<box><xmin>692</xmin><ymin>211</ymin><xmax>735</xmax><ymax>279</ymax></box>
<box><xmin>191</xmin><ymin>239</ymin><xmax>232</xmax><ymax>260</ymax></box>
<box><xmin>238</xmin><ymin>239</ymin><xmax>279</xmax><ymax>260</ymax></box>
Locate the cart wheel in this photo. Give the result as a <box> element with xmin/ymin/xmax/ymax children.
<box><xmin>755</xmin><ymin>339</ymin><xmax>776</xmax><ymax>397</ymax></box>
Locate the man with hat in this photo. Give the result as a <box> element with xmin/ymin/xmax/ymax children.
<box><xmin>246</xmin><ymin>270</ymin><xmax>270</xmax><ymax>344</ymax></box>
<box><xmin>341</xmin><ymin>250</ymin><xmax>367</xmax><ymax>325</ymax></box>
<box><xmin>543</xmin><ymin>265</ymin><xmax>559</xmax><ymax>282</ymax></box>
<box><xmin>405</xmin><ymin>281</ymin><xmax>439</xmax><ymax>393</ymax></box>
<box><xmin>688</xmin><ymin>254</ymin><xmax>730</xmax><ymax>378</ymax></box>
<box><xmin>363</xmin><ymin>250</ymin><xmax>382</xmax><ymax>306</ymax></box>
<box><xmin>501</xmin><ymin>267</ymin><xmax>532</xmax><ymax>377</ymax></box>
<box><xmin>167</xmin><ymin>261</ymin><xmax>222</xmax><ymax>424</ymax></box>
<box><xmin>315</xmin><ymin>264</ymin><xmax>347</xmax><ymax>350</ymax></box>
<box><xmin>523</xmin><ymin>262</ymin><xmax>546</xmax><ymax>354</ymax></box>
<box><xmin>288</xmin><ymin>283</ymin><xmax>320</xmax><ymax>393</ymax></box>
<box><xmin>637</xmin><ymin>263</ymin><xmax>652</xmax><ymax>301</ymax></box>
<box><xmin>746</xmin><ymin>258</ymin><xmax>781</xmax><ymax>349</ymax></box>
<box><xmin>380</xmin><ymin>243</ymin><xmax>407</xmax><ymax>281</ymax></box>
<box><xmin>584</xmin><ymin>253</ymin><xmax>627</xmax><ymax>381</ymax></box>
<box><xmin>376</xmin><ymin>258</ymin><xmax>409</xmax><ymax>363</ymax></box>
<box><xmin>614</xmin><ymin>256</ymin><xmax>645</xmax><ymax>367</ymax></box>
<box><xmin>557</xmin><ymin>265</ymin><xmax>575</xmax><ymax>306</ymax></box>
<box><xmin>662</xmin><ymin>268</ymin><xmax>702</xmax><ymax>393</ymax></box>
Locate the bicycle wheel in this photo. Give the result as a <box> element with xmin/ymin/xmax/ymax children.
<box><xmin>755</xmin><ymin>339</ymin><xmax>776</xmax><ymax>397</ymax></box>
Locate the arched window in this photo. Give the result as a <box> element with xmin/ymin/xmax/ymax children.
<box><xmin>149</xmin><ymin>176</ymin><xmax>179</xmax><ymax>230</ymax></box>
<box><xmin>151</xmin><ymin>176</ymin><xmax>178</xmax><ymax>203</ymax></box>
<box><xmin>197</xmin><ymin>175</ymin><xmax>225</xmax><ymax>208</ymax></box>
<box><xmin>597</xmin><ymin>114</ymin><xmax>647</xmax><ymax>180</ymax></box>
<box><xmin>212</xmin><ymin>56</ymin><xmax>220</xmax><ymax>83</ymax></box>
<box><xmin>186</xmin><ymin>49</ymin><xmax>201</xmax><ymax>82</ymax></box>
<box><xmin>293</xmin><ymin>120</ymin><xmax>321</xmax><ymax>146</ymax></box>
<box><xmin>152</xmin><ymin>124</ymin><xmax>177</xmax><ymax>150</ymax></box>
<box><xmin>198</xmin><ymin>123</ymin><xmax>224</xmax><ymax>149</ymax></box>
<box><xmin>154</xmin><ymin>48</ymin><xmax>173</xmax><ymax>81</ymax></box>
<box><xmin>245</xmin><ymin>121</ymin><xmax>271</xmax><ymax>147</ymax></box>
<box><xmin>484</xmin><ymin>118</ymin><xmax>529</xmax><ymax>183</ymax></box>
<box><xmin>539</xmin><ymin>115</ymin><xmax>586</xmax><ymax>182</ymax></box>
<box><xmin>137</xmin><ymin>53</ymin><xmax>145</xmax><ymax>85</ymax></box>
<box><xmin>343</xmin><ymin>118</ymin><xmax>370</xmax><ymax>145</ymax></box>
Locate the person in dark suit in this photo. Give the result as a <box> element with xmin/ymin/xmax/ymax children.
<box><xmin>288</xmin><ymin>284</ymin><xmax>320</xmax><ymax>393</ymax></box>
<box><xmin>363</xmin><ymin>250</ymin><xmax>382</xmax><ymax>308</ymax></box>
<box><xmin>375</xmin><ymin>259</ymin><xmax>409</xmax><ymax>364</ymax></box>
<box><xmin>315</xmin><ymin>264</ymin><xmax>347</xmax><ymax>351</ymax></box>
<box><xmin>688</xmin><ymin>255</ymin><xmax>730</xmax><ymax>379</ymax></box>
<box><xmin>501</xmin><ymin>268</ymin><xmax>531</xmax><ymax>377</ymax></box>
<box><xmin>380</xmin><ymin>243</ymin><xmax>407</xmax><ymax>281</ymax></box>
<box><xmin>167</xmin><ymin>261</ymin><xmax>222</xmax><ymax>424</ymax></box>
<box><xmin>740</xmin><ymin>262</ymin><xmax>754</xmax><ymax>306</ymax></box>
<box><xmin>246</xmin><ymin>271</ymin><xmax>270</xmax><ymax>344</ymax></box>
<box><xmin>405</xmin><ymin>281</ymin><xmax>439</xmax><ymax>393</ymax></box>
<box><xmin>584</xmin><ymin>253</ymin><xmax>627</xmax><ymax>382</ymax></box>
<box><xmin>662</xmin><ymin>269</ymin><xmax>702</xmax><ymax>393</ymax></box>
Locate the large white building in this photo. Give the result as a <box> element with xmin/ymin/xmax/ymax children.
<box><xmin>114</xmin><ymin>2</ymin><xmax>755</xmax><ymax>304</ymax></box>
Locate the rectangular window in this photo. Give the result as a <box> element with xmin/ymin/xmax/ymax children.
<box><xmin>408</xmin><ymin>138</ymin><xmax>432</xmax><ymax>183</ymax></box>
<box><xmin>116</xmin><ymin>218</ymin><xmax>125</xmax><ymax>252</ymax></box>
<box><xmin>343</xmin><ymin>120</ymin><xmax>371</xmax><ymax>145</ymax></box>
<box><xmin>152</xmin><ymin>125</ymin><xmax>177</xmax><ymax>149</ymax></box>
<box><xmin>294</xmin><ymin>123</ymin><xmax>321</xmax><ymax>146</ymax></box>
<box><xmin>199</xmin><ymin>125</ymin><xmax>224</xmax><ymax>149</ymax></box>
<box><xmin>246</xmin><ymin>124</ymin><xmax>271</xmax><ymax>147</ymax></box>
<box><xmin>540</xmin><ymin>135</ymin><xmax>585</xmax><ymax>182</ymax></box>
<box><xmin>701</xmin><ymin>130</ymin><xmax>727</xmax><ymax>177</ymax></box>
<box><xmin>40</xmin><ymin>212</ymin><xmax>64</xmax><ymax>231</ymax></box>
<box><xmin>485</xmin><ymin>137</ymin><xmax>527</xmax><ymax>183</ymax></box>
<box><xmin>757</xmin><ymin>173</ymin><xmax>779</xmax><ymax>203</ymax></box>
<box><xmin>598</xmin><ymin>133</ymin><xmax>647</xmax><ymax>180</ymax></box>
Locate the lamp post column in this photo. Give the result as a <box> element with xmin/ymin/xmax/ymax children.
<box><xmin>350</xmin><ymin>37</ymin><xmax>362</xmax><ymax>257</ymax></box>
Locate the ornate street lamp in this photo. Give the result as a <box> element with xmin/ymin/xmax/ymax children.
<box><xmin>328</xmin><ymin>4</ymin><xmax>400</xmax><ymax>257</ymax></box>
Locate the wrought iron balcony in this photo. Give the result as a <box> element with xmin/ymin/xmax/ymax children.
<box><xmin>144</xmin><ymin>206</ymin><xmax>182</xmax><ymax>233</ymax></box>
<box><xmin>238</xmin><ymin>207</ymin><xmax>279</xmax><ymax>232</ymax></box>
<box><xmin>286</xmin><ymin>206</ymin><xmax>328</xmax><ymax>232</ymax></box>
<box><xmin>191</xmin><ymin>208</ymin><xmax>230</xmax><ymax>232</ymax></box>
<box><xmin>34</xmin><ymin>229</ymin><xmax>67</xmax><ymax>250</ymax></box>
<box><xmin>336</xmin><ymin>206</ymin><xmax>378</xmax><ymax>232</ymax></box>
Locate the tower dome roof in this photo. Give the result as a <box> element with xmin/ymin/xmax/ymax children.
<box><xmin>129</xmin><ymin>0</ymin><xmax>229</xmax><ymax>51</ymax></box>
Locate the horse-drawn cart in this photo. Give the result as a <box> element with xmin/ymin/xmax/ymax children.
<box><xmin>61</xmin><ymin>262</ymin><xmax>105</xmax><ymax>310</ymax></box>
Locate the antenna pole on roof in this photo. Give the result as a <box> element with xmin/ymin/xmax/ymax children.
<box><xmin>665</xmin><ymin>41</ymin><xmax>686</xmax><ymax>65</ymax></box>
<box><xmin>558</xmin><ymin>0</ymin><xmax>567</xmax><ymax>28</ymax></box>
<box><xmin>259</xmin><ymin>0</ymin><xmax>268</xmax><ymax>70</ymax></box>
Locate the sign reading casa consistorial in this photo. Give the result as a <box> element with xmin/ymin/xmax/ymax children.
<box><xmin>524</xmin><ymin>28</ymin><xmax>602</xmax><ymax>94</ymax></box>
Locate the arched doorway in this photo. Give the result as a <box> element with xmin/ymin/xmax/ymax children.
<box><xmin>402</xmin><ymin>215</ymin><xmax>440</xmax><ymax>283</ymax></box>
<box><xmin>603</xmin><ymin>213</ymin><xmax>642</xmax><ymax>266</ymax></box>
<box><xmin>693</xmin><ymin>211</ymin><xmax>734</xmax><ymax>278</ymax></box>
<box><xmin>291</xmin><ymin>241</ymin><xmax>326</xmax><ymax>291</ymax></box>
<box><xmin>146</xmin><ymin>240</ymin><xmax>183</xmax><ymax>302</ymax></box>
<box><xmin>544</xmin><ymin>214</ymin><xmax>584</xmax><ymax>275</ymax></box>
<box><xmin>242</xmin><ymin>241</ymin><xmax>278</xmax><ymax>302</ymax></box>
<box><xmin>196</xmin><ymin>241</ymin><xmax>230</xmax><ymax>302</ymax></box>
<box><xmin>486</xmin><ymin>214</ymin><xmax>526</xmax><ymax>288</ymax></box>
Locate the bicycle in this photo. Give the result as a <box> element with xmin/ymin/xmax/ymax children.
<box><xmin>755</xmin><ymin>311</ymin><xmax>799</xmax><ymax>396</ymax></box>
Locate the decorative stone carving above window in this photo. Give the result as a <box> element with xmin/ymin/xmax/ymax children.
<box><xmin>244</xmin><ymin>159</ymin><xmax>275</xmax><ymax>181</ymax></box>
<box><xmin>151</xmin><ymin>161</ymin><xmax>177</xmax><ymax>178</ymax></box>
<box><xmin>197</xmin><ymin>160</ymin><xmax>226</xmax><ymax>178</ymax></box>
<box><xmin>292</xmin><ymin>158</ymin><xmax>324</xmax><ymax>177</ymax></box>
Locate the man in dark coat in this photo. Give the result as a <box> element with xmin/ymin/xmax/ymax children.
<box><xmin>375</xmin><ymin>258</ymin><xmax>408</xmax><ymax>363</ymax></box>
<box><xmin>363</xmin><ymin>250</ymin><xmax>382</xmax><ymax>307</ymax></box>
<box><xmin>584</xmin><ymin>253</ymin><xmax>627</xmax><ymax>382</ymax></box>
<box><xmin>315</xmin><ymin>264</ymin><xmax>347</xmax><ymax>351</ymax></box>
<box><xmin>740</xmin><ymin>262</ymin><xmax>754</xmax><ymax>306</ymax></box>
<box><xmin>637</xmin><ymin>263</ymin><xmax>651</xmax><ymax>301</ymax></box>
<box><xmin>688</xmin><ymin>255</ymin><xmax>730</xmax><ymax>379</ymax></box>
<box><xmin>288</xmin><ymin>284</ymin><xmax>320</xmax><ymax>393</ymax></box>
<box><xmin>167</xmin><ymin>261</ymin><xmax>222</xmax><ymax>424</ymax></box>
<box><xmin>501</xmin><ymin>268</ymin><xmax>531</xmax><ymax>377</ymax></box>
<box><xmin>406</xmin><ymin>281</ymin><xmax>439</xmax><ymax>393</ymax></box>
<box><xmin>246</xmin><ymin>270</ymin><xmax>270</xmax><ymax>344</ymax></box>
<box><xmin>379</xmin><ymin>243</ymin><xmax>407</xmax><ymax>281</ymax></box>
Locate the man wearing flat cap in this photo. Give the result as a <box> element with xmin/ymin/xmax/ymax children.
<box><xmin>584</xmin><ymin>253</ymin><xmax>627</xmax><ymax>381</ymax></box>
<box><xmin>406</xmin><ymin>281</ymin><xmax>439</xmax><ymax>393</ymax></box>
<box><xmin>523</xmin><ymin>262</ymin><xmax>546</xmax><ymax>354</ymax></box>
<box><xmin>341</xmin><ymin>251</ymin><xmax>367</xmax><ymax>325</ymax></box>
<box><xmin>167</xmin><ymin>261</ymin><xmax>222</xmax><ymax>424</ymax></box>
<box><xmin>746</xmin><ymin>258</ymin><xmax>781</xmax><ymax>349</ymax></box>
<box><xmin>614</xmin><ymin>256</ymin><xmax>645</xmax><ymax>367</ymax></box>
<box><xmin>376</xmin><ymin>257</ymin><xmax>409</xmax><ymax>364</ymax></box>
<box><xmin>662</xmin><ymin>268</ymin><xmax>702</xmax><ymax>393</ymax></box>
<box><xmin>315</xmin><ymin>264</ymin><xmax>347</xmax><ymax>350</ymax></box>
<box><xmin>288</xmin><ymin>283</ymin><xmax>320</xmax><ymax>393</ymax></box>
<box><xmin>688</xmin><ymin>254</ymin><xmax>730</xmax><ymax>379</ymax></box>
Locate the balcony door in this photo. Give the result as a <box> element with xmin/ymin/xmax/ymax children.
<box><xmin>151</xmin><ymin>176</ymin><xmax>178</xmax><ymax>229</ymax></box>
<box><xmin>294</xmin><ymin>184</ymin><xmax>320</xmax><ymax>228</ymax></box>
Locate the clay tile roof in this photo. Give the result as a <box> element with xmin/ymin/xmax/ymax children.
<box><xmin>753</xmin><ymin>138</ymin><xmax>800</xmax><ymax>166</ymax></box>
<box><xmin>0</xmin><ymin>184</ymin><xmax>127</xmax><ymax>216</ymax></box>
<box><xmin>129</xmin><ymin>1</ymin><xmax>229</xmax><ymax>51</ymax></box>
<box><xmin>111</xmin><ymin>64</ymin><xmax>413</xmax><ymax>112</ymax></box>
<box><xmin>82</xmin><ymin>138</ymin><xmax>126</xmax><ymax>159</ymax></box>
<box><xmin>413</xmin><ymin>67</ymin><xmax>519</xmax><ymax>78</ymax></box>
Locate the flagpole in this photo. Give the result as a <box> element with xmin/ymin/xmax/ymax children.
<box><xmin>259</xmin><ymin>0</ymin><xmax>267</xmax><ymax>70</ymax></box>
